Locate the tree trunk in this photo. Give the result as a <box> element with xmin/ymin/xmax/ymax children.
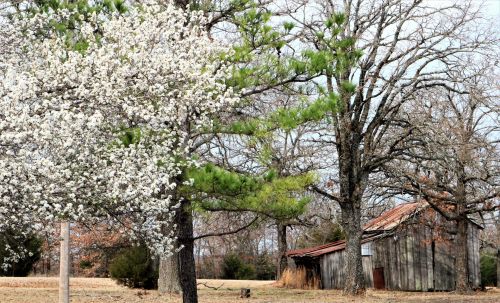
<box><xmin>341</xmin><ymin>203</ymin><xmax>365</xmax><ymax>295</ymax></box>
<box><xmin>497</xmin><ymin>248</ymin><xmax>500</xmax><ymax>288</ymax></box>
<box><xmin>158</xmin><ymin>251</ymin><xmax>182</xmax><ymax>294</ymax></box>
<box><xmin>158</xmin><ymin>217</ymin><xmax>181</xmax><ymax>294</ymax></box>
<box><xmin>276</xmin><ymin>223</ymin><xmax>288</xmax><ymax>280</ymax></box>
<box><xmin>455</xmin><ymin>218</ymin><xmax>470</xmax><ymax>292</ymax></box>
<box><xmin>177</xmin><ymin>199</ymin><xmax>198</xmax><ymax>303</ymax></box>
<box><xmin>173</xmin><ymin>0</ymin><xmax>190</xmax><ymax>8</ymax></box>
<box><xmin>455</xmin><ymin>171</ymin><xmax>470</xmax><ymax>292</ymax></box>
<box><xmin>337</xmin><ymin>125</ymin><xmax>366</xmax><ymax>295</ymax></box>
<box><xmin>59</xmin><ymin>221</ymin><xmax>70</xmax><ymax>303</ymax></box>
<box><xmin>46</xmin><ymin>238</ymin><xmax>51</xmax><ymax>275</ymax></box>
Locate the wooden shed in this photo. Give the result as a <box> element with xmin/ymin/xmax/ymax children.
<box><xmin>287</xmin><ymin>202</ymin><xmax>482</xmax><ymax>291</ymax></box>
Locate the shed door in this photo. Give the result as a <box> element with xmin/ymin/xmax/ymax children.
<box><xmin>373</xmin><ymin>267</ymin><xmax>385</xmax><ymax>289</ymax></box>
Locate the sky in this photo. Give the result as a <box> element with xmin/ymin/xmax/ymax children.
<box><xmin>434</xmin><ymin>0</ymin><xmax>500</xmax><ymax>24</ymax></box>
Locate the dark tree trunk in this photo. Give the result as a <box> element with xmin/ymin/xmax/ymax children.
<box><xmin>276</xmin><ymin>223</ymin><xmax>288</xmax><ymax>279</ymax></box>
<box><xmin>340</xmin><ymin>202</ymin><xmax>365</xmax><ymax>295</ymax></box>
<box><xmin>177</xmin><ymin>199</ymin><xmax>198</xmax><ymax>303</ymax></box>
<box><xmin>455</xmin><ymin>217</ymin><xmax>470</xmax><ymax>292</ymax></box>
<box><xmin>337</xmin><ymin>119</ymin><xmax>366</xmax><ymax>295</ymax></box>
<box><xmin>46</xmin><ymin>250</ymin><xmax>51</xmax><ymax>274</ymax></box>
<box><xmin>454</xmin><ymin>172</ymin><xmax>470</xmax><ymax>292</ymax></box>
<box><xmin>173</xmin><ymin>0</ymin><xmax>190</xmax><ymax>8</ymax></box>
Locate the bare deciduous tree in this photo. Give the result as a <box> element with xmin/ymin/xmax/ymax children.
<box><xmin>288</xmin><ymin>0</ymin><xmax>494</xmax><ymax>294</ymax></box>
<box><xmin>382</xmin><ymin>60</ymin><xmax>499</xmax><ymax>291</ymax></box>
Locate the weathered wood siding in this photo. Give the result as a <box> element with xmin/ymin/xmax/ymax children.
<box><xmin>433</xmin><ymin>233</ymin><xmax>455</xmax><ymax>290</ymax></box>
<box><xmin>315</xmin><ymin>217</ymin><xmax>481</xmax><ymax>291</ymax></box>
<box><xmin>319</xmin><ymin>251</ymin><xmax>373</xmax><ymax>289</ymax></box>
<box><xmin>467</xmin><ymin>223</ymin><xmax>481</xmax><ymax>288</ymax></box>
<box><xmin>320</xmin><ymin>250</ymin><xmax>343</xmax><ymax>289</ymax></box>
<box><xmin>363</xmin><ymin>256</ymin><xmax>374</xmax><ymax>288</ymax></box>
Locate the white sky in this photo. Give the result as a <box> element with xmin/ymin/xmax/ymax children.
<box><xmin>435</xmin><ymin>0</ymin><xmax>500</xmax><ymax>22</ymax></box>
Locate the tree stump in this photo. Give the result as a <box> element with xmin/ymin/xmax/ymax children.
<box><xmin>240</xmin><ymin>288</ymin><xmax>250</xmax><ymax>298</ymax></box>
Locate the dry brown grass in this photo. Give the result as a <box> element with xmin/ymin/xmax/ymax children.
<box><xmin>0</xmin><ymin>277</ymin><xmax>499</xmax><ymax>303</ymax></box>
<box><xmin>278</xmin><ymin>267</ymin><xmax>320</xmax><ymax>289</ymax></box>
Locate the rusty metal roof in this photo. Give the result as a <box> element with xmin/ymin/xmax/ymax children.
<box><xmin>363</xmin><ymin>201</ymin><xmax>426</xmax><ymax>232</ymax></box>
<box><xmin>286</xmin><ymin>235</ymin><xmax>382</xmax><ymax>258</ymax></box>
<box><xmin>286</xmin><ymin>240</ymin><xmax>346</xmax><ymax>258</ymax></box>
<box><xmin>287</xmin><ymin>202</ymin><xmax>426</xmax><ymax>258</ymax></box>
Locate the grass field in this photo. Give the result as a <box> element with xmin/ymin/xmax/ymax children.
<box><xmin>0</xmin><ymin>277</ymin><xmax>499</xmax><ymax>303</ymax></box>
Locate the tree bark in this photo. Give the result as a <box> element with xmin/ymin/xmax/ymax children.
<box><xmin>341</xmin><ymin>203</ymin><xmax>365</xmax><ymax>295</ymax></box>
<box><xmin>173</xmin><ymin>0</ymin><xmax>190</xmax><ymax>8</ymax></box>
<box><xmin>177</xmin><ymin>199</ymin><xmax>198</xmax><ymax>303</ymax></box>
<box><xmin>158</xmin><ymin>251</ymin><xmax>182</xmax><ymax>294</ymax></box>
<box><xmin>59</xmin><ymin>221</ymin><xmax>70</xmax><ymax>303</ymax></box>
<box><xmin>455</xmin><ymin>168</ymin><xmax>470</xmax><ymax>292</ymax></box>
<box><xmin>158</xmin><ymin>216</ymin><xmax>182</xmax><ymax>294</ymax></box>
<box><xmin>276</xmin><ymin>223</ymin><xmax>288</xmax><ymax>279</ymax></box>
<box><xmin>455</xmin><ymin>217</ymin><xmax>470</xmax><ymax>292</ymax></box>
<box><xmin>337</xmin><ymin>117</ymin><xmax>366</xmax><ymax>295</ymax></box>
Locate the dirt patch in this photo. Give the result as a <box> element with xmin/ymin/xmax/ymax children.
<box><xmin>0</xmin><ymin>277</ymin><xmax>498</xmax><ymax>303</ymax></box>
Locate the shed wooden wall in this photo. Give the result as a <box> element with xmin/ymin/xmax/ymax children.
<box><xmin>319</xmin><ymin>251</ymin><xmax>373</xmax><ymax>289</ymax></box>
<box><xmin>371</xmin><ymin>225</ymin><xmax>441</xmax><ymax>291</ymax></box>
<box><xmin>315</xmin><ymin>220</ymin><xmax>481</xmax><ymax>290</ymax></box>
<box><xmin>467</xmin><ymin>223</ymin><xmax>481</xmax><ymax>288</ymax></box>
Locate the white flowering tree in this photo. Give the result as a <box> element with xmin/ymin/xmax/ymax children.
<box><xmin>0</xmin><ymin>0</ymin><xmax>236</xmax><ymax>298</ymax></box>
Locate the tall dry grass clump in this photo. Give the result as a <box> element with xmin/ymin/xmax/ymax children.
<box><xmin>279</xmin><ymin>267</ymin><xmax>320</xmax><ymax>289</ymax></box>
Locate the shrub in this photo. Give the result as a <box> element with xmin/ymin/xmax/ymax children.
<box><xmin>109</xmin><ymin>246</ymin><xmax>158</xmax><ymax>289</ymax></box>
<box><xmin>255</xmin><ymin>253</ymin><xmax>276</xmax><ymax>280</ymax></box>
<box><xmin>0</xmin><ymin>229</ymin><xmax>42</xmax><ymax>276</ymax></box>
<box><xmin>480</xmin><ymin>252</ymin><xmax>497</xmax><ymax>287</ymax></box>
<box><xmin>237</xmin><ymin>262</ymin><xmax>256</xmax><ymax>280</ymax></box>
<box><xmin>222</xmin><ymin>253</ymin><xmax>256</xmax><ymax>280</ymax></box>
<box><xmin>221</xmin><ymin>253</ymin><xmax>241</xmax><ymax>279</ymax></box>
<box><xmin>79</xmin><ymin>260</ymin><xmax>93</xmax><ymax>269</ymax></box>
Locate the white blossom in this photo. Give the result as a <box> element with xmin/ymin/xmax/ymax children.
<box><xmin>0</xmin><ymin>1</ymin><xmax>237</xmax><ymax>262</ymax></box>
